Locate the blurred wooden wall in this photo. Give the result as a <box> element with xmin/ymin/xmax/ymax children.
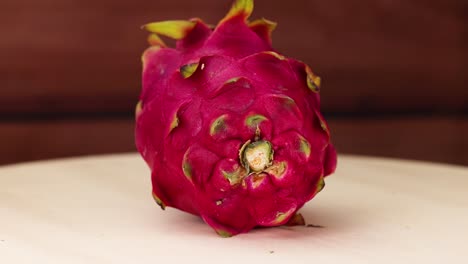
<box><xmin>1</xmin><ymin>0</ymin><xmax>467</xmax><ymax>165</ymax></box>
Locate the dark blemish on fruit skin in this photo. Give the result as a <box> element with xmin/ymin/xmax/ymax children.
<box><xmin>306</xmin><ymin>224</ymin><xmax>324</xmax><ymax>228</ymax></box>
<box><xmin>269</xmin><ymin>250</ymin><xmax>274</xmax><ymax>254</ymax></box>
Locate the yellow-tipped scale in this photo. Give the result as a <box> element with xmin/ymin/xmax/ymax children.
<box><xmin>143</xmin><ymin>20</ymin><xmax>196</xmax><ymax>40</ymax></box>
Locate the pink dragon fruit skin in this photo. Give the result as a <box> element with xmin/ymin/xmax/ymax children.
<box><xmin>135</xmin><ymin>0</ymin><xmax>337</xmax><ymax>237</ymax></box>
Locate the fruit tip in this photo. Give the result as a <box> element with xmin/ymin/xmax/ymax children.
<box><xmin>220</xmin><ymin>0</ymin><xmax>254</xmax><ymax>24</ymax></box>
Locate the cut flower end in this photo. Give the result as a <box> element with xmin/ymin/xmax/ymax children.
<box><xmin>240</xmin><ymin>140</ymin><xmax>274</xmax><ymax>173</ymax></box>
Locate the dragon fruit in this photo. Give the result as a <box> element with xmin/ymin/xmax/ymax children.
<box><xmin>135</xmin><ymin>0</ymin><xmax>337</xmax><ymax>237</ymax></box>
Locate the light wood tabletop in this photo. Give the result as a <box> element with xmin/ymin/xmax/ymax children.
<box><xmin>1</xmin><ymin>153</ymin><xmax>467</xmax><ymax>263</ymax></box>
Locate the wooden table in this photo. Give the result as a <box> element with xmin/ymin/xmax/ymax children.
<box><xmin>1</xmin><ymin>153</ymin><xmax>467</xmax><ymax>263</ymax></box>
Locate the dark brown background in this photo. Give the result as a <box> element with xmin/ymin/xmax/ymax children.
<box><xmin>1</xmin><ymin>0</ymin><xmax>467</xmax><ymax>166</ymax></box>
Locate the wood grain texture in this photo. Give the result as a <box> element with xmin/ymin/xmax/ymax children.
<box><xmin>1</xmin><ymin>0</ymin><xmax>466</xmax><ymax>165</ymax></box>
<box><xmin>0</xmin><ymin>119</ymin><xmax>135</xmax><ymax>165</ymax></box>
<box><xmin>1</xmin><ymin>117</ymin><xmax>466</xmax><ymax>166</ymax></box>
<box><xmin>1</xmin><ymin>0</ymin><xmax>466</xmax><ymax>115</ymax></box>
<box><xmin>328</xmin><ymin>117</ymin><xmax>468</xmax><ymax>166</ymax></box>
